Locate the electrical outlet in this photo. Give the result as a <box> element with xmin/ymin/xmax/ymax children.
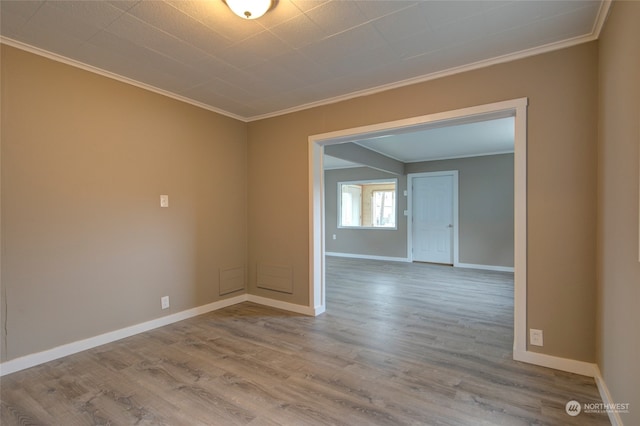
<box><xmin>530</xmin><ymin>328</ymin><xmax>543</xmax><ymax>346</ymax></box>
<box><xmin>161</xmin><ymin>296</ymin><xmax>170</xmax><ymax>310</ymax></box>
<box><xmin>332</xmin><ymin>234</ymin><xmax>337</xmax><ymax>240</ymax></box>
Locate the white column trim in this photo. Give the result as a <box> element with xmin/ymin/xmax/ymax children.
<box><xmin>309</xmin><ymin>97</ymin><xmax>529</xmax><ymax>363</ymax></box>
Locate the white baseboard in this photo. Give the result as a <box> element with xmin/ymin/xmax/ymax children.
<box><xmin>325</xmin><ymin>254</ymin><xmax>514</xmax><ymax>272</ymax></box>
<box><xmin>514</xmin><ymin>352</ymin><xmax>624</xmax><ymax>425</ymax></box>
<box><xmin>513</xmin><ymin>348</ymin><xmax>597</xmax><ymax>377</ymax></box>
<box><xmin>594</xmin><ymin>366</ymin><xmax>624</xmax><ymax>426</ymax></box>
<box><xmin>0</xmin><ymin>293</ymin><xmax>318</xmax><ymax>376</ymax></box>
<box><xmin>456</xmin><ymin>262</ymin><xmax>514</xmax><ymax>272</ymax></box>
<box><xmin>0</xmin><ymin>294</ymin><xmax>247</xmax><ymax>376</ymax></box>
<box><xmin>246</xmin><ymin>294</ymin><xmax>316</xmax><ymax>316</ymax></box>
<box><xmin>325</xmin><ymin>252</ymin><xmax>410</xmax><ymax>263</ymax></box>
<box><xmin>3</xmin><ymin>290</ymin><xmax>619</xmax><ymax>426</ymax></box>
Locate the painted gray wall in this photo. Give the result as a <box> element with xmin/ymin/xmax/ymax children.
<box><xmin>407</xmin><ymin>154</ymin><xmax>514</xmax><ymax>267</ymax></box>
<box><xmin>324</xmin><ymin>143</ymin><xmax>404</xmax><ymax>175</ymax></box>
<box><xmin>325</xmin><ymin>153</ymin><xmax>514</xmax><ymax>267</ymax></box>
<box><xmin>1</xmin><ymin>46</ymin><xmax>248</xmax><ymax>362</ymax></box>
<box><xmin>325</xmin><ymin>167</ymin><xmax>408</xmax><ymax>259</ymax></box>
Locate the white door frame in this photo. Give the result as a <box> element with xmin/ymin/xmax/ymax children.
<box><xmin>309</xmin><ymin>98</ymin><xmax>528</xmax><ymax>360</ymax></box>
<box><xmin>407</xmin><ymin>171</ymin><xmax>459</xmax><ymax>265</ymax></box>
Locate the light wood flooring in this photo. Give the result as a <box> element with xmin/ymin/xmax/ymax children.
<box><xmin>1</xmin><ymin>257</ymin><xmax>609</xmax><ymax>425</ymax></box>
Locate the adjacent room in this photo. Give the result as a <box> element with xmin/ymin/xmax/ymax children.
<box><xmin>322</xmin><ymin>115</ymin><xmax>515</xmax><ymax>269</ymax></box>
<box><xmin>1</xmin><ymin>0</ymin><xmax>638</xmax><ymax>425</ymax></box>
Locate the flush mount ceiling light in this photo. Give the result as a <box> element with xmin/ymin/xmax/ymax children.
<box><xmin>225</xmin><ymin>0</ymin><xmax>273</xmax><ymax>19</ymax></box>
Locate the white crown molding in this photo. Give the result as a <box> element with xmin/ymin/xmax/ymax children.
<box><xmin>592</xmin><ymin>0</ymin><xmax>613</xmax><ymax>37</ymax></box>
<box><xmin>2</xmin><ymin>0</ymin><xmax>612</xmax><ymax>124</ymax></box>
<box><xmin>323</xmin><ymin>164</ymin><xmax>361</xmax><ymax>171</ymax></box>
<box><xmin>357</xmin><ymin>139</ymin><xmax>515</xmax><ymax>164</ymax></box>
<box><xmin>0</xmin><ymin>36</ymin><xmax>248</xmax><ymax>123</ymax></box>
<box><xmin>248</xmin><ymin>27</ymin><xmax>609</xmax><ymax>122</ymax></box>
<box><xmin>406</xmin><ymin>150</ymin><xmax>516</xmax><ymax>164</ymax></box>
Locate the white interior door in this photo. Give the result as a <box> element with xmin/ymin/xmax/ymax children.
<box><xmin>412</xmin><ymin>174</ymin><xmax>454</xmax><ymax>264</ymax></box>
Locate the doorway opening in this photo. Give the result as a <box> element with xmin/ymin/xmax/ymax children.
<box><xmin>309</xmin><ymin>98</ymin><xmax>528</xmax><ymax>359</ymax></box>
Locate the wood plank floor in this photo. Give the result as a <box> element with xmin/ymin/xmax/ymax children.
<box><xmin>1</xmin><ymin>257</ymin><xmax>609</xmax><ymax>425</ymax></box>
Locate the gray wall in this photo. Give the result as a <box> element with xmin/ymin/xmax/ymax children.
<box><xmin>407</xmin><ymin>154</ymin><xmax>514</xmax><ymax>267</ymax></box>
<box><xmin>325</xmin><ymin>167</ymin><xmax>408</xmax><ymax>259</ymax></box>
<box><xmin>596</xmin><ymin>2</ymin><xmax>640</xmax><ymax>424</ymax></box>
<box><xmin>325</xmin><ymin>153</ymin><xmax>514</xmax><ymax>268</ymax></box>
<box><xmin>1</xmin><ymin>46</ymin><xmax>248</xmax><ymax>362</ymax></box>
<box><xmin>249</xmin><ymin>41</ymin><xmax>597</xmax><ymax>361</ymax></box>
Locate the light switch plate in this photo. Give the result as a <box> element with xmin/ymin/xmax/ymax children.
<box><xmin>160</xmin><ymin>195</ymin><xmax>169</xmax><ymax>208</ymax></box>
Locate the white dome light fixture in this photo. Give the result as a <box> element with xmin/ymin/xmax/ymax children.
<box><xmin>225</xmin><ymin>0</ymin><xmax>273</xmax><ymax>19</ymax></box>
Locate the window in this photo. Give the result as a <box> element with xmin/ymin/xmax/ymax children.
<box><xmin>338</xmin><ymin>179</ymin><xmax>397</xmax><ymax>229</ymax></box>
<box><xmin>341</xmin><ymin>184</ymin><xmax>362</xmax><ymax>226</ymax></box>
<box><xmin>372</xmin><ymin>189</ymin><xmax>395</xmax><ymax>227</ymax></box>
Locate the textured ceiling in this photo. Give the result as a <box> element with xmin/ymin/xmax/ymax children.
<box><xmin>323</xmin><ymin>116</ymin><xmax>514</xmax><ymax>169</ymax></box>
<box><xmin>0</xmin><ymin>0</ymin><xmax>608</xmax><ymax>121</ymax></box>
<box><xmin>357</xmin><ymin>116</ymin><xmax>515</xmax><ymax>162</ymax></box>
